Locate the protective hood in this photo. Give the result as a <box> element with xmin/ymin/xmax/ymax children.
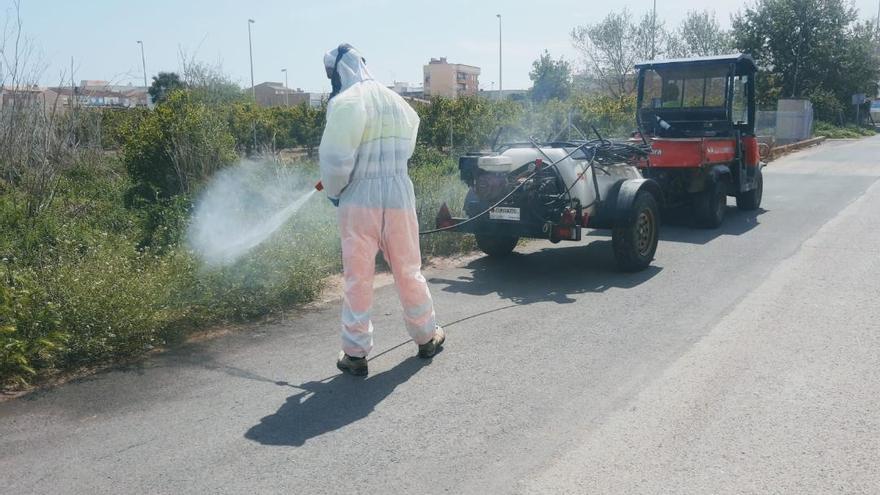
<box><xmin>324</xmin><ymin>44</ymin><xmax>373</xmax><ymax>99</ymax></box>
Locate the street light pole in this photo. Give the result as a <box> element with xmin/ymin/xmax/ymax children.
<box><xmin>281</xmin><ymin>68</ymin><xmax>288</xmax><ymax>106</ymax></box>
<box><xmin>651</xmin><ymin>0</ymin><xmax>657</xmax><ymax>60</ymax></box>
<box><xmin>497</xmin><ymin>14</ymin><xmax>502</xmax><ymax>101</ymax></box>
<box><xmin>248</xmin><ymin>19</ymin><xmax>256</xmax><ymax>100</ymax></box>
<box><xmin>136</xmin><ymin>41</ymin><xmax>147</xmax><ymax>89</ymax></box>
<box><xmin>248</xmin><ymin>19</ymin><xmax>257</xmax><ymax>150</ymax></box>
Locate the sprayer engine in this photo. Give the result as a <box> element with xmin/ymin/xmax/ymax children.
<box><xmin>460</xmin><ymin>153</ymin><xmax>569</xmax><ymax>224</ymax></box>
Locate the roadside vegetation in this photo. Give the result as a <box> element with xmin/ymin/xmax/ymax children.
<box><xmin>2</xmin><ymin>0</ymin><xmax>879</xmax><ymax>389</ymax></box>
<box><xmin>814</xmin><ymin>121</ymin><xmax>877</xmax><ymax>139</ymax></box>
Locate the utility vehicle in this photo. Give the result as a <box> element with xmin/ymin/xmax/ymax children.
<box><xmin>435</xmin><ymin>137</ymin><xmax>662</xmax><ymax>272</ymax></box>
<box><xmin>634</xmin><ymin>54</ymin><xmax>763</xmax><ymax>227</ymax></box>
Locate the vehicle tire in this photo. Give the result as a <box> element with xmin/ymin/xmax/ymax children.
<box><xmin>475</xmin><ymin>234</ymin><xmax>518</xmax><ymax>258</ymax></box>
<box><xmin>694</xmin><ymin>178</ymin><xmax>726</xmax><ymax>228</ymax></box>
<box><xmin>612</xmin><ymin>191</ymin><xmax>659</xmax><ymax>272</ymax></box>
<box><xmin>736</xmin><ymin>167</ymin><xmax>763</xmax><ymax>211</ymax></box>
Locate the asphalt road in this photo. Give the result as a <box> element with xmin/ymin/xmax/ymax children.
<box><xmin>3</xmin><ymin>137</ymin><xmax>880</xmax><ymax>494</ymax></box>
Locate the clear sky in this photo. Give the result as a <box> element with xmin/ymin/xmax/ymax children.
<box><xmin>5</xmin><ymin>0</ymin><xmax>880</xmax><ymax>92</ymax></box>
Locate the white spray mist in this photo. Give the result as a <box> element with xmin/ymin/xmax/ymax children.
<box><xmin>187</xmin><ymin>161</ymin><xmax>319</xmax><ymax>266</ymax></box>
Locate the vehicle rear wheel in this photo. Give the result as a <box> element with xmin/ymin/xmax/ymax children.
<box><xmin>612</xmin><ymin>191</ymin><xmax>659</xmax><ymax>272</ymax></box>
<box><xmin>695</xmin><ymin>179</ymin><xmax>726</xmax><ymax>229</ymax></box>
<box><xmin>736</xmin><ymin>168</ymin><xmax>763</xmax><ymax>211</ymax></box>
<box><xmin>475</xmin><ymin>234</ymin><xmax>518</xmax><ymax>258</ymax></box>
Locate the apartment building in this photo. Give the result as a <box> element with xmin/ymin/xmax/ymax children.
<box><xmin>251</xmin><ymin>82</ymin><xmax>325</xmax><ymax>108</ymax></box>
<box><xmin>423</xmin><ymin>57</ymin><xmax>480</xmax><ymax>98</ymax></box>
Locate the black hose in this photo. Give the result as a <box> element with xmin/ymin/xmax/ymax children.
<box><xmin>418</xmin><ymin>167</ymin><xmax>541</xmax><ymax>235</ymax></box>
<box><xmin>419</xmin><ymin>138</ymin><xmax>650</xmax><ymax>236</ymax></box>
<box><xmin>420</xmin><ymin>140</ymin><xmax>592</xmax><ymax>236</ymax></box>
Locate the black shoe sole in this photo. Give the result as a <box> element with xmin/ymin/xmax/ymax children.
<box><xmin>418</xmin><ymin>337</ymin><xmax>445</xmax><ymax>359</ymax></box>
<box><xmin>336</xmin><ymin>361</ymin><xmax>368</xmax><ymax>376</ymax></box>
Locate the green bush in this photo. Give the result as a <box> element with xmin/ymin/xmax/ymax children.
<box><xmin>808</xmin><ymin>89</ymin><xmax>846</xmax><ymax>124</ymax></box>
<box><xmin>122</xmin><ymin>90</ymin><xmax>236</xmax><ymax>204</ymax></box>
<box><xmin>0</xmin><ymin>270</ymin><xmax>66</xmax><ymax>387</ymax></box>
<box><xmin>410</xmin><ymin>148</ymin><xmax>475</xmax><ymax>257</ymax></box>
<box><xmin>39</xmin><ymin>242</ymin><xmax>183</xmax><ymax>364</ymax></box>
<box><xmin>814</xmin><ymin>121</ymin><xmax>877</xmax><ymax>139</ymax></box>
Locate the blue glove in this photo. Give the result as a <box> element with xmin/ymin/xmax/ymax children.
<box><xmin>328</xmin><ymin>196</ymin><xmax>340</xmax><ymax>207</ymax></box>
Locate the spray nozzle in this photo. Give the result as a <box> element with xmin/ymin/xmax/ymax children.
<box><xmin>314</xmin><ymin>181</ymin><xmax>324</xmax><ymax>192</ymax></box>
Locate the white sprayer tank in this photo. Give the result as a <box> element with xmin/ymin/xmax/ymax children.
<box><xmin>477</xmin><ymin>147</ymin><xmax>642</xmax><ymax>216</ymax></box>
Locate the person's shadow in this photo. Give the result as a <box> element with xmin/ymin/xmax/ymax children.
<box><xmin>245</xmin><ymin>356</ymin><xmax>426</xmax><ymax>446</ymax></box>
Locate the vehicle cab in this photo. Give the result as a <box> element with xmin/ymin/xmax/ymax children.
<box><xmin>634</xmin><ymin>54</ymin><xmax>763</xmax><ymax>228</ymax></box>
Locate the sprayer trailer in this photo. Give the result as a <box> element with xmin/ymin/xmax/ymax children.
<box><xmin>435</xmin><ymin>139</ymin><xmax>662</xmax><ymax>272</ymax></box>
<box><xmin>634</xmin><ymin>54</ymin><xmax>763</xmax><ymax>228</ymax></box>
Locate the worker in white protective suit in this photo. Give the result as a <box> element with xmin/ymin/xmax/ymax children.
<box><xmin>319</xmin><ymin>44</ymin><xmax>445</xmax><ymax>377</ymax></box>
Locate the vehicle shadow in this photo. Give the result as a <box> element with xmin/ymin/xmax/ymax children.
<box><xmin>244</xmin><ymin>356</ymin><xmax>427</xmax><ymax>447</ymax></box>
<box><xmin>586</xmin><ymin>205</ymin><xmax>767</xmax><ymax>246</ymax></box>
<box><xmin>428</xmin><ymin>240</ymin><xmax>662</xmax><ymax>305</ymax></box>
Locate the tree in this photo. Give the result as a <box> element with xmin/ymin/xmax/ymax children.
<box><xmin>732</xmin><ymin>0</ymin><xmax>879</xmax><ymax>109</ymax></box>
<box><xmin>571</xmin><ymin>10</ymin><xmax>639</xmax><ymax>97</ymax></box>
<box><xmin>529</xmin><ymin>50</ymin><xmax>573</xmax><ymax>102</ymax></box>
<box><xmin>179</xmin><ymin>52</ymin><xmax>246</xmax><ymax>106</ymax></box>
<box><xmin>633</xmin><ymin>12</ymin><xmax>674</xmax><ymax>61</ymax></box>
<box><xmin>148</xmin><ymin>72</ymin><xmax>186</xmax><ymax>104</ymax></box>
<box><xmin>571</xmin><ymin>9</ymin><xmax>674</xmax><ymax>97</ymax></box>
<box><xmin>677</xmin><ymin>10</ymin><xmax>732</xmax><ymax>57</ymax></box>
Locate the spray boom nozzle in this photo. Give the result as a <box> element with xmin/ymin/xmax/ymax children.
<box><xmin>314</xmin><ymin>181</ymin><xmax>324</xmax><ymax>192</ymax></box>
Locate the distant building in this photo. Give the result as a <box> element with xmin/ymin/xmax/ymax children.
<box><xmin>0</xmin><ymin>85</ymin><xmax>89</xmax><ymax>113</ymax></box>
<box><xmin>389</xmin><ymin>81</ymin><xmax>424</xmax><ymax>98</ymax></box>
<box><xmin>251</xmin><ymin>82</ymin><xmax>325</xmax><ymax>108</ymax></box>
<box><xmin>1</xmin><ymin>81</ymin><xmax>145</xmax><ymax>112</ymax></box>
<box><xmin>423</xmin><ymin>57</ymin><xmax>480</xmax><ymax>98</ymax></box>
<box><xmin>79</xmin><ymin>80</ymin><xmax>109</xmax><ymax>87</ymax></box>
<box><xmin>46</xmin><ymin>84</ymin><xmax>149</xmax><ymax>109</ymax></box>
<box><xmin>0</xmin><ymin>85</ymin><xmax>53</xmax><ymax>111</ymax></box>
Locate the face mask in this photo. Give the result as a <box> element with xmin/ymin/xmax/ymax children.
<box><xmin>328</xmin><ymin>44</ymin><xmax>366</xmax><ymax>100</ymax></box>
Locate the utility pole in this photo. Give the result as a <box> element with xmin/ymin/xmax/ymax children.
<box><xmin>248</xmin><ymin>18</ymin><xmax>257</xmax><ymax>151</ymax></box>
<box><xmin>137</xmin><ymin>40</ymin><xmax>149</xmax><ymax>108</ymax></box>
<box><xmin>281</xmin><ymin>68</ymin><xmax>288</xmax><ymax>106</ymax></box>
<box><xmin>651</xmin><ymin>0</ymin><xmax>657</xmax><ymax>60</ymax></box>
<box><xmin>136</xmin><ymin>41</ymin><xmax>147</xmax><ymax>88</ymax></box>
<box><xmin>497</xmin><ymin>14</ymin><xmax>502</xmax><ymax>101</ymax></box>
<box><xmin>248</xmin><ymin>19</ymin><xmax>256</xmax><ymax>100</ymax></box>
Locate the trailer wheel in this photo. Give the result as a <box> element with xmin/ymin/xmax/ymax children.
<box><xmin>612</xmin><ymin>191</ymin><xmax>659</xmax><ymax>272</ymax></box>
<box><xmin>695</xmin><ymin>179</ymin><xmax>726</xmax><ymax>228</ymax></box>
<box><xmin>475</xmin><ymin>234</ymin><xmax>518</xmax><ymax>258</ymax></box>
<box><xmin>736</xmin><ymin>168</ymin><xmax>763</xmax><ymax>211</ymax></box>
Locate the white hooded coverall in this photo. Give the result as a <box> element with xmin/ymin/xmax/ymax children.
<box><xmin>319</xmin><ymin>45</ymin><xmax>438</xmax><ymax>357</ymax></box>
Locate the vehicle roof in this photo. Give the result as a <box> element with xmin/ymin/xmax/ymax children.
<box><xmin>635</xmin><ymin>53</ymin><xmax>757</xmax><ymax>71</ymax></box>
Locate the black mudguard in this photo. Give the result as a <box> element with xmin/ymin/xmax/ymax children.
<box><xmin>591</xmin><ymin>178</ymin><xmax>663</xmax><ymax>229</ymax></box>
<box><xmin>707</xmin><ymin>164</ymin><xmax>731</xmax><ymax>181</ymax></box>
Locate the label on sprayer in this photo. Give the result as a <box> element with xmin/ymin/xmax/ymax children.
<box><xmin>489</xmin><ymin>207</ymin><xmax>520</xmax><ymax>221</ymax></box>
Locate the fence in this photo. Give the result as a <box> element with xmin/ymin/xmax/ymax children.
<box><xmin>756</xmin><ymin>100</ymin><xmax>815</xmax><ymax>145</ymax></box>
